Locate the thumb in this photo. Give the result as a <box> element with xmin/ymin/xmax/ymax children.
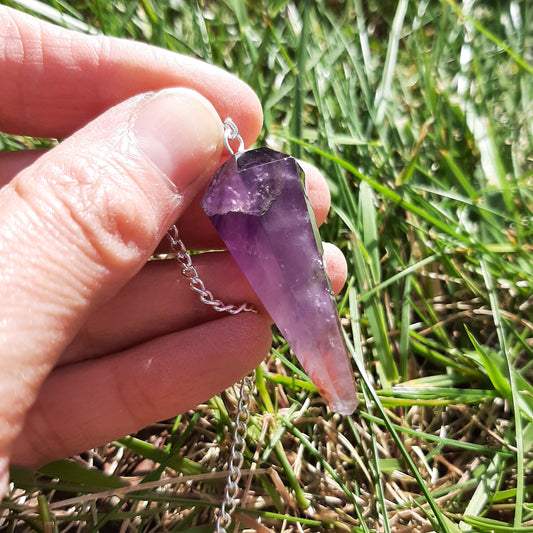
<box><xmin>0</xmin><ymin>88</ymin><xmax>223</xmax><ymax>490</ymax></box>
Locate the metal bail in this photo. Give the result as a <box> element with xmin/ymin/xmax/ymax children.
<box><xmin>223</xmin><ymin>118</ymin><xmax>245</xmax><ymax>156</ymax></box>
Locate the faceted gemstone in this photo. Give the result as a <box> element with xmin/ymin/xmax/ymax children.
<box><xmin>201</xmin><ymin>148</ymin><xmax>357</xmax><ymax>414</ymax></box>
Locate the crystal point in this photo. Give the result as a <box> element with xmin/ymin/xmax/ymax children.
<box><xmin>201</xmin><ymin>148</ymin><xmax>357</xmax><ymax>414</ymax></box>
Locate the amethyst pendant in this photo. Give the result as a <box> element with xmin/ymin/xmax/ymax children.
<box><xmin>201</xmin><ymin>148</ymin><xmax>357</xmax><ymax>414</ymax></box>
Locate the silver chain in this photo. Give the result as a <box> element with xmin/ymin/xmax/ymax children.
<box><xmin>166</xmin><ymin>225</ymin><xmax>255</xmax><ymax>315</ymax></box>
<box><xmin>166</xmin><ymin>118</ymin><xmax>254</xmax><ymax>532</ymax></box>
<box><xmin>215</xmin><ymin>373</ymin><xmax>254</xmax><ymax>533</ymax></box>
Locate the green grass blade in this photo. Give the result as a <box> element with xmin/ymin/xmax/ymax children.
<box><xmin>480</xmin><ymin>260</ymin><xmax>525</xmax><ymax>527</ymax></box>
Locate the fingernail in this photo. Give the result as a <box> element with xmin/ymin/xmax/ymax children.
<box><xmin>133</xmin><ymin>88</ymin><xmax>223</xmax><ymax>193</ymax></box>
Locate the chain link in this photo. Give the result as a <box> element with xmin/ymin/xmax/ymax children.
<box><xmin>166</xmin><ymin>225</ymin><xmax>255</xmax><ymax>315</ymax></box>
<box><xmin>223</xmin><ymin>118</ymin><xmax>245</xmax><ymax>156</ymax></box>
<box><xmin>165</xmin><ymin>219</ymin><xmax>255</xmax><ymax>533</ymax></box>
<box><xmin>214</xmin><ymin>373</ymin><xmax>254</xmax><ymax>533</ymax></box>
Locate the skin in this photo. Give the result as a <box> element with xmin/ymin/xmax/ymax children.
<box><xmin>0</xmin><ymin>6</ymin><xmax>348</xmax><ymax>493</ymax></box>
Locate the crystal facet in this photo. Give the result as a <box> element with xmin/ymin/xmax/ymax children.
<box><xmin>201</xmin><ymin>148</ymin><xmax>358</xmax><ymax>414</ymax></box>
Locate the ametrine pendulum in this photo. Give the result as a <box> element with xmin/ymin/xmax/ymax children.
<box><xmin>201</xmin><ymin>148</ymin><xmax>358</xmax><ymax>414</ymax></box>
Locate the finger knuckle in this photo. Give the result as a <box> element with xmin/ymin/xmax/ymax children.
<box><xmin>19</xmin><ymin>152</ymin><xmax>159</xmax><ymax>270</ymax></box>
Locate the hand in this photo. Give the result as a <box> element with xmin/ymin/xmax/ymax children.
<box><xmin>0</xmin><ymin>5</ymin><xmax>348</xmax><ymax>490</ymax></box>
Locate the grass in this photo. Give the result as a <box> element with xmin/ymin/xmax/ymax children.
<box><xmin>1</xmin><ymin>0</ymin><xmax>532</xmax><ymax>531</ymax></box>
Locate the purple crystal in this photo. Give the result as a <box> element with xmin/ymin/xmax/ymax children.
<box><xmin>201</xmin><ymin>148</ymin><xmax>357</xmax><ymax>414</ymax></box>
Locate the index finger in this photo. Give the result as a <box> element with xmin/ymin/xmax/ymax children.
<box><xmin>0</xmin><ymin>6</ymin><xmax>262</xmax><ymax>144</ymax></box>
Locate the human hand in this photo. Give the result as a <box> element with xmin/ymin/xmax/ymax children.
<box><xmin>0</xmin><ymin>5</ymin><xmax>348</xmax><ymax>492</ymax></box>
